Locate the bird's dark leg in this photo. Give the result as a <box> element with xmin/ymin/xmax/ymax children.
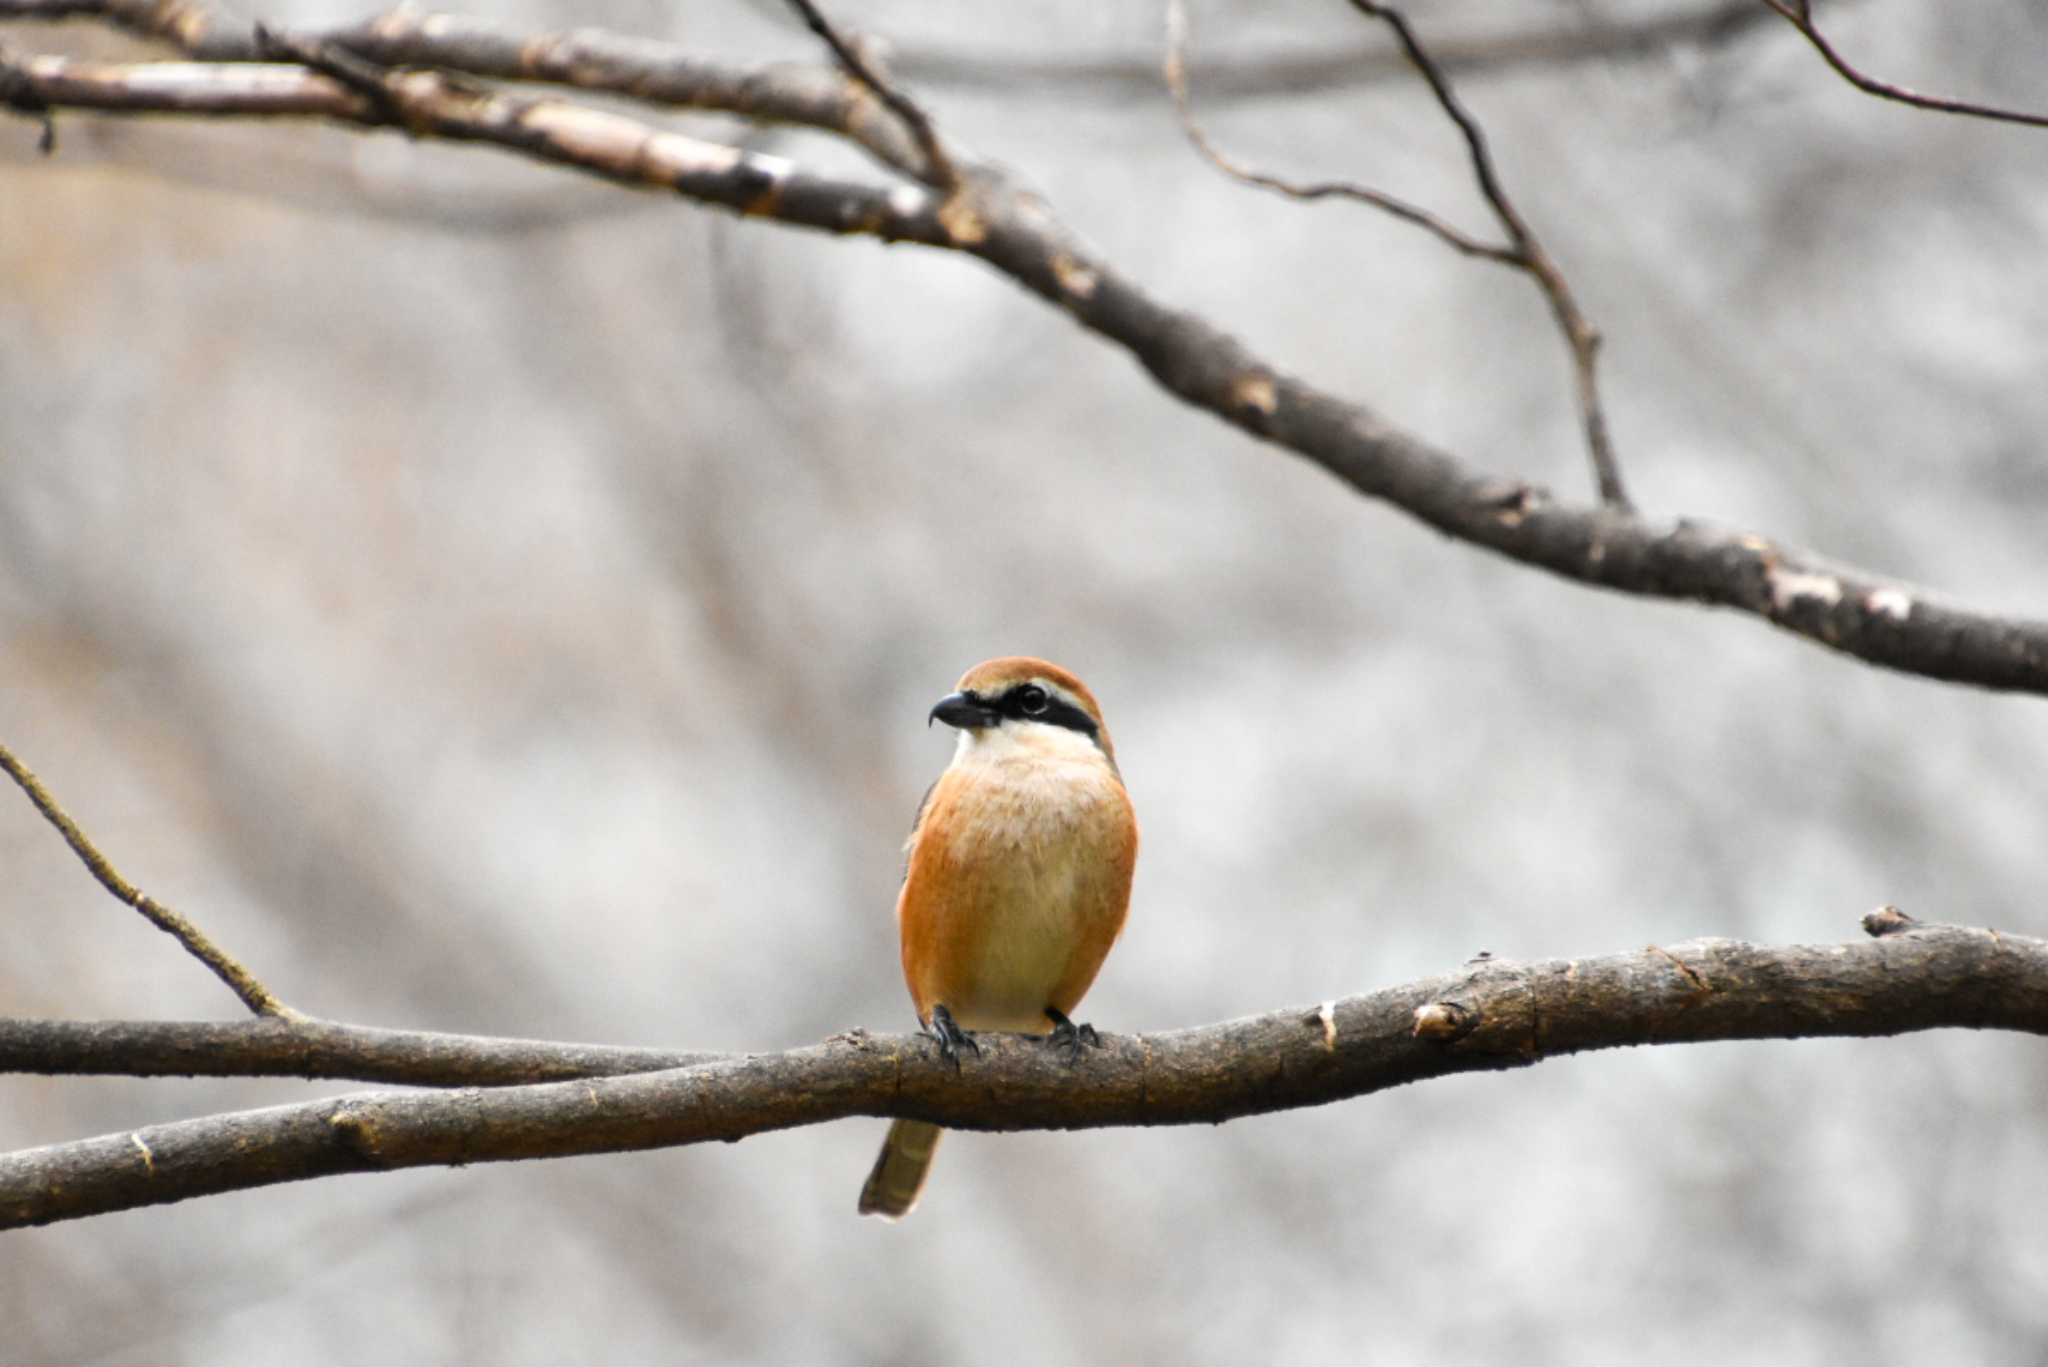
<box><xmin>925</xmin><ymin>1004</ymin><xmax>980</xmax><ymax>1069</ymax></box>
<box><xmin>1044</xmin><ymin>1007</ymin><xmax>1101</xmax><ymax>1063</ymax></box>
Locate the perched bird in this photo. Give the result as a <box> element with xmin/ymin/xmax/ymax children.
<box><xmin>858</xmin><ymin>657</ymin><xmax>1139</xmax><ymax>1219</ymax></box>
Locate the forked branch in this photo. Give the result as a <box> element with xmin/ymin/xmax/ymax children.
<box><xmin>1166</xmin><ymin>0</ymin><xmax>1629</xmax><ymax>509</ymax></box>
<box><xmin>780</xmin><ymin>0</ymin><xmax>956</xmax><ymax>188</ymax></box>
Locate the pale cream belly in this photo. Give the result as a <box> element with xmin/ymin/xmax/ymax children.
<box><xmin>948</xmin><ymin>846</ymin><xmax>1107</xmax><ymax>1032</ymax></box>
<box><xmin>905</xmin><ymin>744</ymin><xmax>1131</xmax><ymax>1034</ymax></box>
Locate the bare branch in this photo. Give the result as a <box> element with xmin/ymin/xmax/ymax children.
<box><xmin>0</xmin><ymin>53</ymin><xmax>950</xmax><ymax>231</ymax></box>
<box><xmin>0</xmin><ymin>1016</ymin><xmax>715</xmax><ymax>1086</ymax></box>
<box><xmin>1162</xmin><ymin>0</ymin><xmax>1516</xmax><ymax>264</ymax></box>
<box><xmin>1</xmin><ymin>0</ymin><xmax>219</xmax><ymax>50</ymax></box>
<box><xmin>1164</xmin><ymin>1</ymin><xmax>1629</xmax><ymax>508</ymax></box>
<box><xmin>0</xmin><ymin>740</ymin><xmax>291</xmax><ymax>1018</ymax></box>
<box><xmin>1763</xmin><ymin>0</ymin><xmax>2048</xmax><ymax>129</ymax></box>
<box><xmin>0</xmin><ymin>0</ymin><xmax>939</xmax><ymax>176</ymax></box>
<box><xmin>3</xmin><ymin>920</ymin><xmax>2040</xmax><ymax>1228</ymax></box>
<box><xmin>1347</xmin><ymin>0</ymin><xmax>1629</xmax><ymax>509</ymax></box>
<box><xmin>779</xmin><ymin>0</ymin><xmax>955</xmax><ymax>188</ymax></box>
<box><xmin>4</xmin><ymin>39</ymin><xmax>2048</xmax><ymax>694</ymax></box>
<box><xmin>903</xmin><ymin>2</ymin><xmax>1772</xmax><ymax>105</ymax></box>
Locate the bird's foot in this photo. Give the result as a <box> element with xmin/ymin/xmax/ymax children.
<box><xmin>1044</xmin><ymin>1007</ymin><xmax>1102</xmax><ymax>1064</ymax></box>
<box><xmin>926</xmin><ymin>1004</ymin><xmax>980</xmax><ymax>1070</ymax></box>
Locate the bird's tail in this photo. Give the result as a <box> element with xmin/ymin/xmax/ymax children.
<box><xmin>858</xmin><ymin>1119</ymin><xmax>943</xmax><ymax>1219</ymax></box>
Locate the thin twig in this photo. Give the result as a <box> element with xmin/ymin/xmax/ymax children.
<box><xmin>252</xmin><ymin>21</ymin><xmax>411</xmax><ymax>125</ymax></box>
<box><xmin>1762</xmin><ymin>0</ymin><xmax>2048</xmax><ymax>129</ymax></box>
<box><xmin>0</xmin><ymin>740</ymin><xmax>293</xmax><ymax>1018</ymax></box>
<box><xmin>780</xmin><ymin>0</ymin><xmax>956</xmax><ymax>189</ymax></box>
<box><xmin>0</xmin><ymin>0</ymin><xmax>1777</xmax><ymax>105</ymax></box>
<box><xmin>1162</xmin><ymin>0</ymin><xmax>1515</xmax><ymax>264</ymax></box>
<box><xmin>909</xmin><ymin>1</ymin><xmax>1773</xmax><ymax>105</ymax></box>
<box><xmin>1347</xmin><ymin>0</ymin><xmax>1630</xmax><ymax>510</ymax></box>
<box><xmin>1164</xmin><ymin>0</ymin><xmax>1631</xmax><ymax>509</ymax></box>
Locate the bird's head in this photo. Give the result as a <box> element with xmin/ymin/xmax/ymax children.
<box><xmin>928</xmin><ymin>656</ymin><xmax>1117</xmax><ymax>767</ymax></box>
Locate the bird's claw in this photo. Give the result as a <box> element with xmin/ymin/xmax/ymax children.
<box><xmin>1044</xmin><ymin>1007</ymin><xmax>1101</xmax><ymax>1064</ymax></box>
<box><xmin>927</xmin><ymin>1004</ymin><xmax>980</xmax><ymax>1070</ymax></box>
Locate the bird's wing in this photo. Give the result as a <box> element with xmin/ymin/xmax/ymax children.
<box><xmin>901</xmin><ymin>777</ymin><xmax>939</xmax><ymax>882</ymax></box>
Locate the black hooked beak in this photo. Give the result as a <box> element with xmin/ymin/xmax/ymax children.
<box><xmin>928</xmin><ymin>691</ymin><xmax>999</xmax><ymax>730</ymax></box>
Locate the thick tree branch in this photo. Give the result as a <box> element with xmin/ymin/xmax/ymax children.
<box><xmin>0</xmin><ymin>52</ymin><xmax>949</xmax><ymax>231</ymax></box>
<box><xmin>2</xmin><ymin>919</ymin><xmax>2042</xmax><ymax>1229</ymax></box>
<box><xmin>0</xmin><ymin>1016</ymin><xmax>716</xmax><ymax>1086</ymax></box>
<box><xmin>0</xmin><ymin>740</ymin><xmax>291</xmax><ymax>1018</ymax></box>
<box><xmin>4</xmin><ymin>24</ymin><xmax>2048</xmax><ymax>694</ymax></box>
<box><xmin>2</xmin><ymin>0</ymin><xmax>939</xmax><ymax>175</ymax></box>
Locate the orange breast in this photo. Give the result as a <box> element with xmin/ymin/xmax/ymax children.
<box><xmin>897</xmin><ymin>760</ymin><xmax>1137</xmax><ymax>1034</ymax></box>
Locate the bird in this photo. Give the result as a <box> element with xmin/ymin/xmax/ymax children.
<box><xmin>858</xmin><ymin>656</ymin><xmax>1138</xmax><ymax>1219</ymax></box>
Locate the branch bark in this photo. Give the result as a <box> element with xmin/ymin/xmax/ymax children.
<box><xmin>4</xmin><ymin>920</ymin><xmax>2041</xmax><ymax>1229</ymax></box>
<box><xmin>0</xmin><ymin>1016</ymin><xmax>716</xmax><ymax>1086</ymax></box>
<box><xmin>5</xmin><ymin>0</ymin><xmax>941</xmax><ymax>175</ymax></box>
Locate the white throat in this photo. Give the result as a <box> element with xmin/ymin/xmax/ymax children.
<box><xmin>951</xmin><ymin>719</ymin><xmax>1107</xmax><ymax>769</ymax></box>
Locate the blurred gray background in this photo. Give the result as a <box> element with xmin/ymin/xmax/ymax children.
<box><xmin>4</xmin><ymin>0</ymin><xmax>2047</xmax><ymax>1362</ymax></box>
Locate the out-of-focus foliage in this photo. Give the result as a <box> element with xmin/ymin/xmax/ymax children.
<box><xmin>4</xmin><ymin>1</ymin><xmax>2046</xmax><ymax>1362</ymax></box>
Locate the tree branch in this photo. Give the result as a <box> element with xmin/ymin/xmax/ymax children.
<box><xmin>4</xmin><ymin>19</ymin><xmax>2048</xmax><ymax>694</ymax></box>
<box><xmin>779</xmin><ymin>0</ymin><xmax>954</xmax><ymax>189</ymax></box>
<box><xmin>1346</xmin><ymin>0</ymin><xmax>1628</xmax><ymax>509</ymax></box>
<box><xmin>1763</xmin><ymin>0</ymin><xmax>2048</xmax><ymax>129</ymax></box>
<box><xmin>0</xmin><ymin>52</ymin><xmax>950</xmax><ymax>230</ymax></box>
<box><xmin>2</xmin><ymin>917</ymin><xmax>2038</xmax><ymax>1229</ymax></box>
<box><xmin>1165</xmin><ymin>0</ymin><xmax>1629</xmax><ymax>509</ymax></box>
<box><xmin>0</xmin><ymin>0</ymin><xmax>939</xmax><ymax>176</ymax></box>
<box><xmin>0</xmin><ymin>740</ymin><xmax>292</xmax><ymax>1018</ymax></box>
<box><xmin>898</xmin><ymin>1</ymin><xmax>1774</xmax><ymax>104</ymax></box>
<box><xmin>1162</xmin><ymin>0</ymin><xmax>1518</xmax><ymax>264</ymax></box>
<box><xmin>32</xmin><ymin>0</ymin><xmax>1768</xmax><ymax>114</ymax></box>
<box><xmin>0</xmin><ymin>1016</ymin><xmax>716</xmax><ymax>1086</ymax></box>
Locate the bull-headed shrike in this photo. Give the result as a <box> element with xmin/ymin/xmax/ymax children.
<box><xmin>859</xmin><ymin>657</ymin><xmax>1138</xmax><ymax>1219</ymax></box>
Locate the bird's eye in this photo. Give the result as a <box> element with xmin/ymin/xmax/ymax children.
<box><xmin>1015</xmin><ymin>685</ymin><xmax>1050</xmax><ymax>715</ymax></box>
